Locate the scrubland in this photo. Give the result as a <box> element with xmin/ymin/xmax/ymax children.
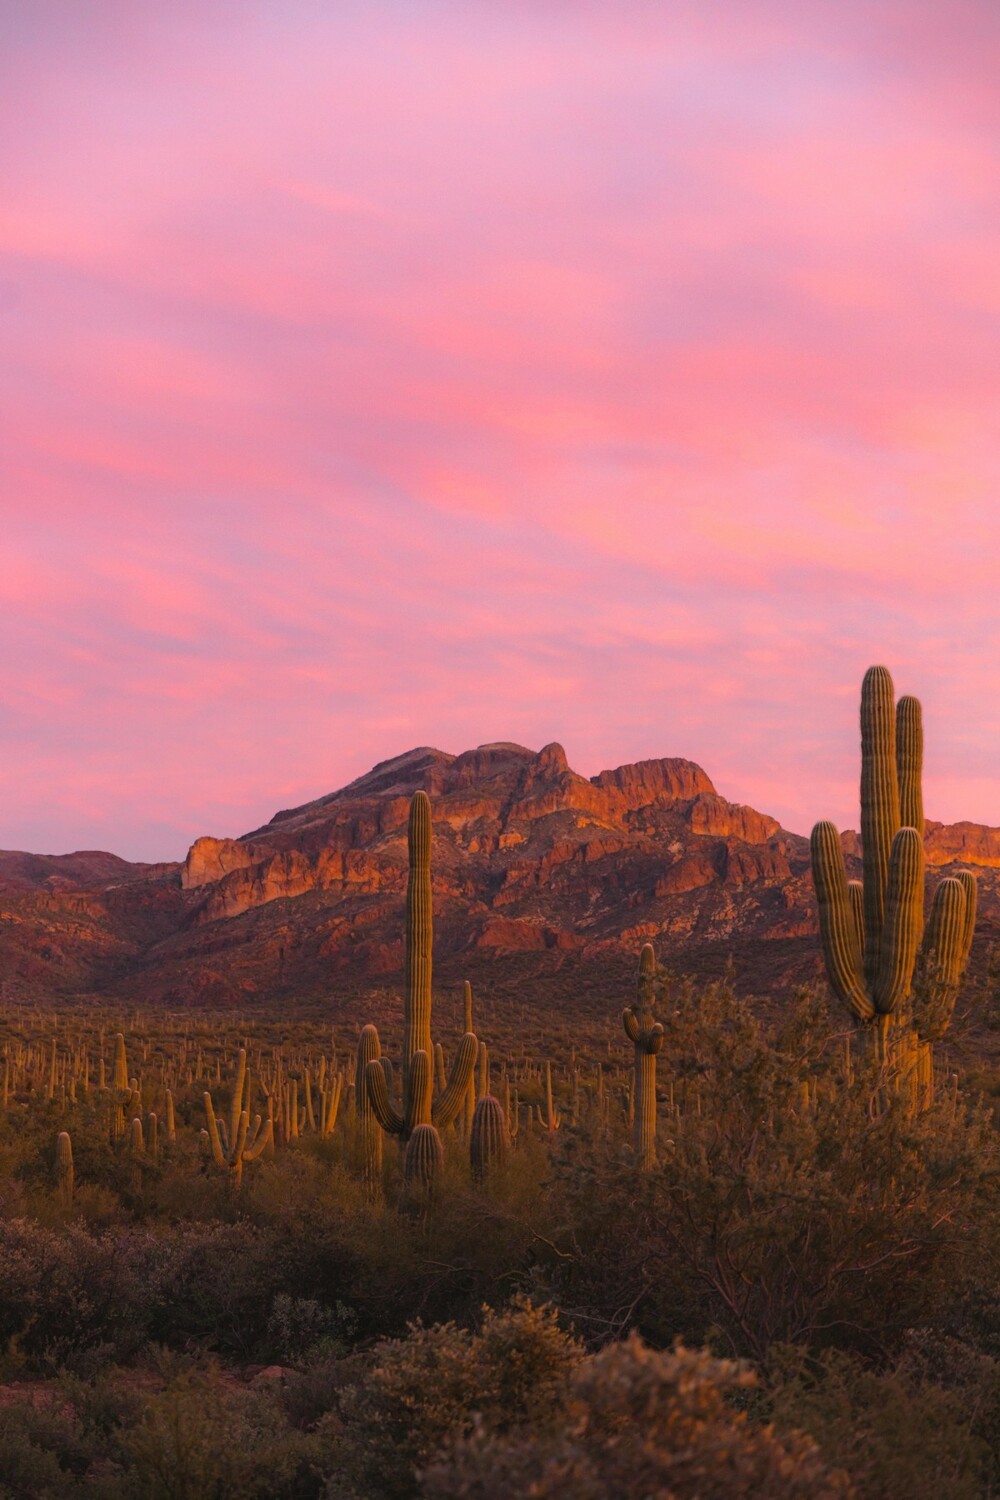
<box><xmin>1</xmin><ymin>979</ymin><xmax>999</xmax><ymax>1498</ymax></box>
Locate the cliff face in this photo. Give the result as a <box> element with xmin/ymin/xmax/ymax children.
<box><xmin>1</xmin><ymin>741</ymin><xmax>998</xmax><ymax>1008</ymax></box>
<box><xmin>177</xmin><ymin>743</ymin><xmax>808</xmax><ymax>946</ymax></box>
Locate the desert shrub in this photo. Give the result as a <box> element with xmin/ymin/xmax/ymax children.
<box><xmin>266</xmin><ymin>1295</ymin><xmax>359</xmax><ymax>1365</ymax></box>
<box><xmin>0</xmin><ymin>1219</ymin><xmax>146</xmax><ymax>1369</ymax></box>
<box><xmin>0</xmin><ymin>1396</ymin><xmax>91</xmax><ymax>1498</ymax></box>
<box><xmin>140</xmin><ymin>1220</ymin><xmax>288</xmax><ymax>1358</ymax></box>
<box><xmin>423</xmin><ymin>1333</ymin><xmax>850</xmax><ymax>1498</ymax></box>
<box><xmin>242</xmin><ymin>1137</ymin><xmax>558</xmax><ymax>1342</ymax></box>
<box><xmin>550</xmin><ymin>985</ymin><xmax>1000</xmax><ymax>1359</ymax></box>
<box><xmin>330</xmin><ymin>1297</ymin><xmax>581</xmax><ymax>1499</ymax></box>
<box><xmin>767</xmin><ymin>1342</ymin><xmax>992</xmax><ymax>1499</ymax></box>
<box><xmin>116</xmin><ymin>1371</ymin><xmax>327</xmax><ymax>1499</ymax></box>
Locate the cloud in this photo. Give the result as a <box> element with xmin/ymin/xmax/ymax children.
<box><xmin>0</xmin><ymin>1</ymin><xmax>998</xmax><ymax>857</ymax></box>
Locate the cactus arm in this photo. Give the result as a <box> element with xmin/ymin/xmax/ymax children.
<box><xmin>432</xmin><ymin>1032</ymin><xmax>478</xmax><ymax>1130</ymax></box>
<box><xmin>873</xmin><ymin>828</ymin><xmax>925</xmax><ymax>1014</ymax></box>
<box><xmin>913</xmin><ymin>876</ymin><xmax>968</xmax><ymax>1041</ymax></box>
<box><xmin>896</xmin><ymin>695</ymin><xmax>924</xmax><ymax>836</ymax></box>
<box><xmin>244</xmin><ymin>1113</ymin><xmax>263</xmax><ymax>1156</ymax></box>
<box><xmin>246</xmin><ymin>1104</ymin><xmax>274</xmax><ymax>1161</ymax></box>
<box><xmin>810</xmin><ymin>821</ymin><xmax>873</xmax><ymax>1022</ymax></box>
<box><xmin>645</xmin><ymin>1022</ymin><xmax>665</xmax><ymax>1055</ymax></box>
<box><xmin>957</xmin><ymin>870</ymin><xmax>977</xmax><ymax>970</ymax></box>
<box><xmin>365</xmin><ymin>1059</ymin><xmax>405</xmax><ymax>1135</ymax></box>
<box><xmin>324</xmin><ymin>1073</ymin><xmax>343</xmax><ymax>1135</ymax></box>
<box><xmin>622</xmin><ymin>1008</ymin><xmax>641</xmax><ymax>1044</ymax></box>
<box><xmin>203</xmin><ymin>1092</ymin><xmax>227</xmax><ymax>1168</ymax></box>
<box><xmin>847</xmin><ymin>879</ymin><xmax>866</xmax><ymax>957</ymax></box>
<box><xmin>860</xmin><ymin>666</ymin><xmax>901</xmax><ymax>985</ymax></box>
<box><xmin>228</xmin><ymin>1048</ymin><xmax>247</xmax><ymax>1158</ymax></box>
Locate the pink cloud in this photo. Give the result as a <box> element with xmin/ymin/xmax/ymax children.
<box><xmin>0</xmin><ymin>2</ymin><xmax>998</xmax><ymax>857</ymax></box>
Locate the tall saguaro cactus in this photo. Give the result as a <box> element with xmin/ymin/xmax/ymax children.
<box><xmin>622</xmin><ymin>943</ymin><xmax>664</xmax><ymax>1168</ymax></box>
<box><xmin>363</xmin><ymin>792</ymin><xmax>478</xmax><ymax>1187</ymax></box>
<box><xmin>811</xmin><ymin>666</ymin><xmax>976</xmax><ymax>1098</ymax></box>
<box><xmin>108</xmin><ymin>1033</ymin><xmax>137</xmax><ymax>1145</ymax></box>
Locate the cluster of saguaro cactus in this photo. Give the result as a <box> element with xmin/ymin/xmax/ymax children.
<box><xmin>622</xmin><ymin>943</ymin><xmax>664</xmax><ymax>1168</ymax></box>
<box><xmin>203</xmin><ymin>1047</ymin><xmax>273</xmax><ymax>1191</ymax></box>
<box><xmin>362</xmin><ymin>791</ymin><xmax>479</xmax><ymax>1192</ymax></box>
<box><xmin>811</xmin><ymin>666</ymin><xmax>976</xmax><ymax>1099</ymax></box>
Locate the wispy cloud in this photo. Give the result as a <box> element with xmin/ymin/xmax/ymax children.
<box><xmin>0</xmin><ymin>1</ymin><xmax>998</xmax><ymax>857</ymax></box>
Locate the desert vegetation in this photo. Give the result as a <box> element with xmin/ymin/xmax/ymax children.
<box><xmin>0</xmin><ymin>669</ymin><xmax>998</xmax><ymax>1497</ymax></box>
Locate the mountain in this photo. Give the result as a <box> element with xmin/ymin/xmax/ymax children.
<box><xmin>1</xmin><ymin>741</ymin><xmax>998</xmax><ymax>1012</ymax></box>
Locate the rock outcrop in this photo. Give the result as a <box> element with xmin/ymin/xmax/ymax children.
<box><xmin>1</xmin><ymin>740</ymin><xmax>998</xmax><ymax>1008</ymax></box>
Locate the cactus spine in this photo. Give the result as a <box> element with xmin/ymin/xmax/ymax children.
<box><xmin>811</xmin><ymin>666</ymin><xmax>976</xmax><ymax>1099</ymax></box>
<box><xmin>622</xmin><ymin>943</ymin><xmax>664</xmax><ymax>1168</ymax></box>
<box><xmin>363</xmin><ymin>792</ymin><xmax>478</xmax><ymax>1191</ymax></box>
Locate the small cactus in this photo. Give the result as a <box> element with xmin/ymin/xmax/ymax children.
<box><xmin>56</xmin><ymin>1130</ymin><xmax>74</xmax><ymax>1209</ymax></box>
<box><xmin>537</xmin><ymin>1060</ymin><xmax>561</xmax><ymax>1134</ymax></box>
<box><xmin>470</xmin><ymin>1095</ymin><xmax>508</xmax><ymax>1183</ymax></box>
<box><xmin>404</xmin><ymin>1122</ymin><xmax>444</xmax><ymax>1187</ymax></box>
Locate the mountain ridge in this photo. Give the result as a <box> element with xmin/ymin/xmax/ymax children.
<box><xmin>1</xmin><ymin>741</ymin><xmax>998</xmax><ymax>1009</ymax></box>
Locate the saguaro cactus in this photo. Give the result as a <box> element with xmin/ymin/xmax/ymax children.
<box><xmin>108</xmin><ymin>1034</ymin><xmax>138</xmax><ymax>1144</ymax></box>
<box><xmin>470</xmin><ymin>1094</ymin><xmax>508</xmax><ymax>1183</ymax></box>
<box><xmin>56</xmin><ymin>1130</ymin><xmax>74</xmax><ymax>1209</ymax></box>
<box><xmin>811</xmin><ymin>666</ymin><xmax>976</xmax><ymax>1099</ymax></box>
<box><xmin>622</xmin><ymin>943</ymin><xmax>664</xmax><ymax>1168</ymax></box>
<box><xmin>355</xmin><ymin>1024</ymin><xmax>383</xmax><ymax>1199</ymax></box>
<box><xmin>363</xmin><ymin>792</ymin><xmax>478</xmax><ymax>1188</ymax></box>
<box><xmin>203</xmin><ymin>1047</ymin><xmax>272</xmax><ymax>1191</ymax></box>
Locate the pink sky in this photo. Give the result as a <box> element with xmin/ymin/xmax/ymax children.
<box><xmin>1</xmin><ymin>1</ymin><xmax>998</xmax><ymax>860</ymax></box>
